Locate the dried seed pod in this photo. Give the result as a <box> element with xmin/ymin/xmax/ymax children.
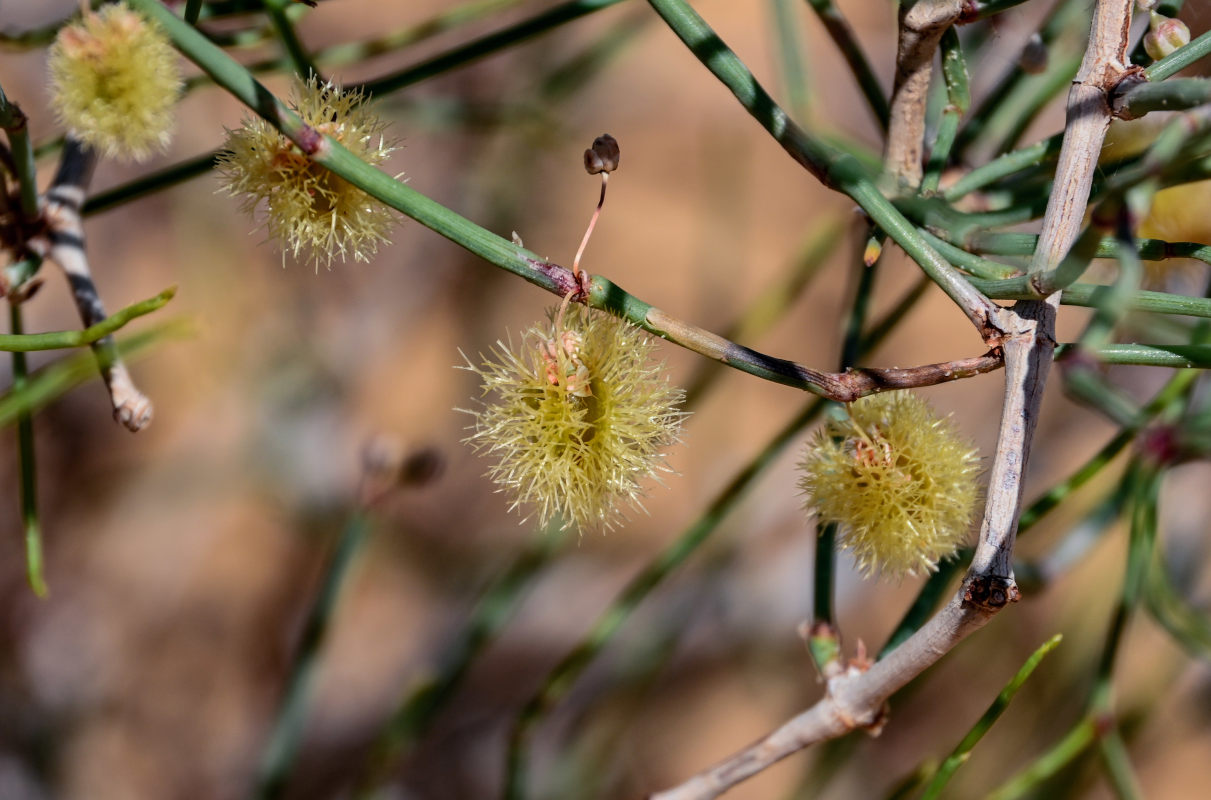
<box><xmin>584</xmin><ymin>134</ymin><xmax>620</xmax><ymax>175</ymax></box>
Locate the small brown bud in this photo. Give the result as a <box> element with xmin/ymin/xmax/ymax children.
<box><xmin>583</xmin><ymin>134</ymin><xmax>620</xmax><ymax>175</ymax></box>
<box><xmin>1019</xmin><ymin>33</ymin><xmax>1048</xmax><ymax>75</ymax></box>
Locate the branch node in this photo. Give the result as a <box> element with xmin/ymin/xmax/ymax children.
<box><xmin>962</xmin><ymin>574</ymin><xmax>1021</xmax><ymax>611</ymax></box>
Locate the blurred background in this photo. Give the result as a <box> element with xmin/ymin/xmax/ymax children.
<box><xmin>2</xmin><ymin>1</ymin><xmax>1211</xmax><ymax>798</ymax></box>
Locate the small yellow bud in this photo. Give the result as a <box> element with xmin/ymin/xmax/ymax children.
<box><xmin>217</xmin><ymin>76</ymin><xmax>398</xmax><ymax>269</ymax></box>
<box><xmin>47</xmin><ymin>3</ymin><xmax>182</xmax><ymax>162</ymax></box>
<box><xmin>799</xmin><ymin>391</ymin><xmax>980</xmax><ymax>579</ymax></box>
<box><xmin>460</xmin><ymin>306</ymin><xmax>685</xmax><ymax>532</ymax></box>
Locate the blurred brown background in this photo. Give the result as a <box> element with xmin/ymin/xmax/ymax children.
<box><xmin>2</xmin><ymin>1</ymin><xmax>1211</xmax><ymax>798</ymax></box>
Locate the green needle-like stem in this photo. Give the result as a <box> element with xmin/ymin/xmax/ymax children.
<box><xmin>252</xmin><ymin>511</ymin><xmax>374</xmax><ymax>800</ymax></box>
<box><xmin>0</xmin><ymin>287</ymin><xmax>176</xmax><ymax>352</ymax></box>
<box><xmin>9</xmin><ymin>304</ymin><xmax>46</xmax><ymax>597</ymax></box>
<box><xmin>919</xmin><ymin>634</ymin><xmax>1063</xmax><ymax>800</ymax></box>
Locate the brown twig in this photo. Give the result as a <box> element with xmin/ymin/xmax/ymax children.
<box><xmin>26</xmin><ymin>139</ymin><xmax>153</xmax><ymax>431</ymax></box>
<box><xmin>885</xmin><ymin>0</ymin><xmax>965</xmax><ymax>187</ymax></box>
<box><xmin>648</xmin><ymin>3</ymin><xmax>1134</xmax><ymax>797</ymax></box>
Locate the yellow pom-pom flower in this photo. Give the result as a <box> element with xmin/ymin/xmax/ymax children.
<box><xmin>217</xmin><ymin>76</ymin><xmax>397</xmax><ymax>269</ymax></box>
<box><xmin>47</xmin><ymin>3</ymin><xmax>182</xmax><ymax>162</ymax></box>
<box><xmin>799</xmin><ymin>391</ymin><xmax>979</xmax><ymax>578</ymax></box>
<box><xmin>460</xmin><ymin>305</ymin><xmax>685</xmax><ymax>532</ymax></box>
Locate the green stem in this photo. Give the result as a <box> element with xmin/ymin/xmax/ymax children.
<box><xmin>987</xmin><ymin>717</ymin><xmax>1098</xmax><ymax>800</ymax></box>
<box><xmin>945</xmin><ymin>133</ymin><xmax>1063</xmax><ymax>201</ymax></box>
<box><xmin>921</xmin><ymin>26</ymin><xmax>969</xmax><ymax>195</ymax></box>
<box><xmin>0</xmin><ymin>287</ymin><xmax>176</xmax><ymax>351</ymax></box>
<box><xmin>955</xmin><ymin>1</ymin><xmax>1087</xmax><ymax>158</ymax></box>
<box><xmin>802</xmin><ymin>0</ymin><xmax>889</xmax><ymax>130</ymax></box>
<box><xmin>918</xmin><ymin>634</ymin><xmax>1063</xmax><ymax>800</ymax></box>
<box><xmin>1061</xmin><ymin>342</ymin><xmax>1211</xmax><ymax>368</ymax></box>
<box><xmin>9</xmin><ymin>304</ymin><xmax>46</xmax><ymax>597</ymax></box>
<box><xmin>135</xmin><ymin>0</ymin><xmax>999</xmax><ymax>403</ymax></box>
<box><xmin>252</xmin><ymin>511</ymin><xmax>374</xmax><ymax>800</ymax></box>
<box><xmin>645</xmin><ymin>0</ymin><xmax>1000</xmax><ymax>331</ymax></box>
<box><xmin>264</xmin><ymin>0</ymin><xmax>319</xmax><ymax>81</ymax></box>
<box><xmin>501</xmin><ymin>261</ymin><xmax>929</xmax><ymax>799</ymax></box>
<box><xmin>972</xmin><ymin>278</ymin><xmax>1211</xmax><ymax>320</ymax></box>
<box><xmin>771</xmin><ymin>0</ymin><xmax>810</xmax><ymax>122</ymax></box>
<box><xmin>968</xmin><ymin>231</ymin><xmax>1211</xmax><ymax>267</ymax></box>
<box><xmin>84</xmin><ymin>152</ymin><xmax>219</xmax><ymax>217</ymax></box>
<box><xmin>184</xmin><ymin>0</ymin><xmax>204</xmax><ymax>25</ymax></box>
<box><xmin>360</xmin><ymin>0</ymin><xmax>630</xmax><ymax>98</ymax></box>
<box><xmin>1116</xmin><ymin>77</ymin><xmax>1211</xmax><ymax>117</ymax></box>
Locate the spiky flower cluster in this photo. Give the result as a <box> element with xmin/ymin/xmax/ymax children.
<box><xmin>461</xmin><ymin>306</ymin><xmax>685</xmax><ymax>532</ymax></box>
<box><xmin>47</xmin><ymin>3</ymin><xmax>182</xmax><ymax>162</ymax></box>
<box><xmin>217</xmin><ymin>76</ymin><xmax>397</xmax><ymax>269</ymax></box>
<box><xmin>799</xmin><ymin>391</ymin><xmax>979</xmax><ymax>579</ymax></box>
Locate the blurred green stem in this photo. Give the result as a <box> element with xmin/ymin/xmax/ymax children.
<box><xmin>9</xmin><ymin>304</ymin><xmax>46</xmax><ymax>597</ymax></box>
<box><xmin>918</xmin><ymin>634</ymin><xmax>1063</xmax><ymax>800</ymax></box>
<box><xmin>0</xmin><ymin>287</ymin><xmax>176</xmax><ymax>352</ymax></box>
<box><xmin>802</xmin><ymin>0</ymin><xmax>890</xmax><ymax>130</ymax></box>
<box><xmin>264</xmin><ymin>0</ymin><xmax>319</xmax><ymax>81</ymax></box>
<box><xmin>252</xmin><ymin>511</ymin><xmax>374</xmax><ymax>800</ymax></box>
<box><xmin>1146</xmin><ymin>27</ymin><xmax>1211</xmax><ymax>81</ymax></box>
<box><xmin>920</xmin><ymin>26</ymin><xmax>969</xmax><ymax>195</ymax></box>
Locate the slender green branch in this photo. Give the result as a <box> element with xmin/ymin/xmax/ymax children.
<box><xmin>973</xmin><ymin>278</ymin><xmax>1211</xmax><ymax>320</ymax></box>
<box><xmin>968</xmin><ymin>231</ymin><xmax>1211</xmax><ymax>267</ymax></box>
<box><xmin>1116</xmin><ymin>77</ymin><xmax>1211</xmax><ymax>118</ymax></box>
<box><xmin>921</xmin><ymin>27</ymin><xmax>970</xmax><ymax>195</ymax></box>
<box><xmin>359</xmin><ymin>0</ymin><xmax>630</xmax><ymax>98</ymax></box>
<box><xmin>919</xmin><ymin>230</ymin><xmax>1020</xmax><ymax>280</ymax></box>
<box><xmin>955</xmin><ymin>1</ymin><xmax>1088</xmax><ymax>158</ymax></box>
<box><xmin>919</xmin><ymin>634</ymin><xmax>1063</xmax><ymax>800</ymax></box>
<box><xmin>0</xmin><ymin>287</ymin><xmax>176</xmax><ymax>352</ymax></box>
<box><xmin>128</xmin><ymin>1</ymin><xmax>1007</xmax><ymax>400</ymax></box>
<box><xmin>946</xmin><ymin>133</ymin><xmax>1063</xmax><ymax>201</ymax></box>
<box><xmin>0</xmin><ymin>320</ymin><xmax>190</xmax><ymax>428</ymax></box>
<box><xmin>1061</xmin><ymin>342</ymin><xmax>1211</xmax><ymax>368</ymax></box>
<box><xmin>184</xmin><ymin>0</ymin><xmax>204</xmax><ymax>26</ymax></box>
<box><xmin>987</xmin><ymin>718</ymin><xmax>1098</xmax><ymax>800</ymax></box>
<box><xmin>802</xmin><ymin>0</ymin><xmax>889</xmax><ymax>130</ymax></box>
<box><xmin>1145</xmin><ymin>27</ymin><xmax>1211</xmax><ymax>81</ymax></box>
<box><xmin>771</xmin><ymin>0</ymin><xmax>810</xmax><ymax>122</ymax></box>
<box><xmin>9</xmin><ymin>304</ymin><xmax>46</xmax><ymax>597</ymax></box>
<box><xmin>353</xmin><ymin>529</ymin><xmax>565</xmax><ymax>798</ymax></box>
<box><xmin>1145</xmin><ymin>553</ymin><xmax>1211</xmax><ymax>659</ymax></box>
<box><xmin>879</xmin><ymin>554</ymin><xmax>966</xmax><ymax>657</ymax></box>
<box><xmin>83</xmin><ymin>152</ymin><xmax>219</xmax><ymax>217</ymax></box>
<box><xmin>646</xmin><ymin>0</ymin><xmax>1002</xmax><ymax>337</ymax></box>
<box><xmin>253</xmin><ymin>511</ymin><xmax>374</xmax><ymax>800</ymax></box>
